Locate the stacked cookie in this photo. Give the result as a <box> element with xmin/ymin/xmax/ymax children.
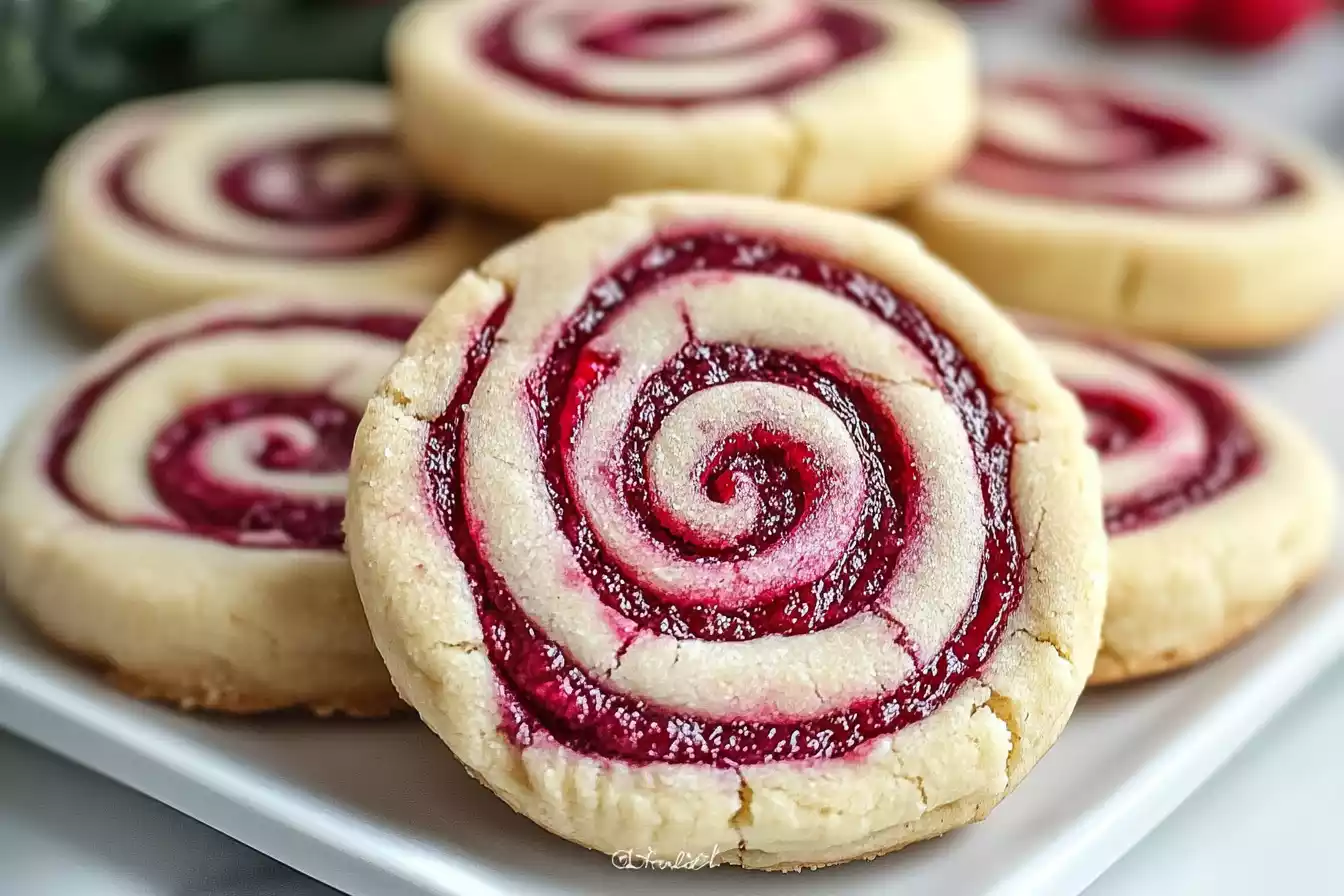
<box><xmin>1</xmin><ymin>0</ymin><xmax>1338</xmax><ymax>872</ymax></box>
<box><xmin>44</xmin><ymin>82</ymin><xmax>513</xmax><ymax>335</ymax></box>
<box><xmin>905</xmin><ymin>77</ymin><xmax>1344</xmax><ymax>348</ymax></box>
<box><xmin>10</xmin><ymin>81</ymin><xmax>517</xmax><ymax>714</ymax></box>
<box><xmin>895</xmin><ymin>74</ymin><xmax>1343</xmax><ymax>681</ymax></box>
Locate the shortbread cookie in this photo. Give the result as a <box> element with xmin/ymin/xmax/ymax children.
<box><xmin>391</xmin><ymin>0</ymin><xmax>975</xmax><ymax>221</ymax></box>
<box><xmin>346</xmin><ymin>194</ymin><xmax>1106</xmax><ymax>868</ymax></box>
<box><xmin>904</xmin><ymin>76</ymin><xmax>1344</xmax><ymax>349</ymax></box>
<box><xmin>0</xmin><ymin>294</ymin><xmax>427</xmax><ymax>715</ymax></box>
<box><xmin>1025</xmin><ymin>318</ymin><xmax>1336</xmax><ymax>684</ymax></box>
<box><xmin>45</xmin><ymin>83</ymin><xmax>510</xmax><ymax>335</ymax></box>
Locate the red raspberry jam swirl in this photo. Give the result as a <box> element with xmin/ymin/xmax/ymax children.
<box><xmin>47</xmin><ymin>312</ymin><xmax>419</xmax><ymax>549</ymax></box>
<box><xmin>1061</xmin><ymin>340</ymin><xmax>1261</xmax><ymax>535</ymax></box>
<box><xmin>423</xmin><ymin>231</ymin><xmax>1025</xmax><ymax>766</ymax></box>
<box><xmin>107</xmin><ymin>133</ymin><xmax>443</xmax><ymax>257</ymax></box>
<box><xmin>961</xmin><ymin>80</ymin><xmax>1299</xmax><ymax>212</ymax></box>
<box><xmin>476</xmin><ymin>0</ymin><xmax>886</xmax><ymax>107</ymax></box>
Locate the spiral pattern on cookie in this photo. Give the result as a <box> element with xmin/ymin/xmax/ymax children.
<box><xmin>962</xmin><ymin>79</ymin><xmax>1299</xmax><ymax>211</ymax></box>
<box><xmin>48</xmin><ymin>305</ymin><xmax>419</xmax><ymax>549</ymax></box>
<box><xmin>423</xmin><ymin>229</ymin><xmax>1025</xmax><ymax>766</ymax></box>
<box><xmin>1029</xmin><ymin>324</ymin><xmax>1261</xmax><ymax>534</ymax></box>
<box><xmin>90</xmin><ymin>93</ymin><xmax>443</xmax><ymax>259</ymax></box>
<box><xmin>477</xmin><ymin>0</ymin><xmax>887</xmax><ymax>106</ymax></box>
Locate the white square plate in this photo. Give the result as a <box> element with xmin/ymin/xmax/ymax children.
<box><xmin>0</xmin><ymin>190</ymin><xmax>1342</xmax><ymax>896</ymax></box>
<box><xmin>6</xmin><ymin>6</ymin><xmax>1344</xmax><ymax>894</ymax></box>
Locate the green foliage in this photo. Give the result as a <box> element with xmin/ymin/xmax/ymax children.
<box><xmin>0</xmin><ymin>0</ymin><xmax>408</xmax><ymax>144</ymax></box>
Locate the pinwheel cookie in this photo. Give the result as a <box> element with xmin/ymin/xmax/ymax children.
<box><xmin>346</xmin><ymin>194</ymin><xmax>1107</xmax><ymax>868</ymax></box>
<box><xmin>390</xmin><ymin>0</ymin><xmax>975</xmax><ymax>221</ymax></box>
<box><xmin>44</xmin><ymin>83</ymin><xmax>510</xmax><ymax>335</ymax></box>
<box><xmin>904</xmin><ymin>76</ymin><xmax>1344</xmax><ymax>349</ymax></box>
<box><xmin>0</xmin><ymin>294</ymin><xmax>428</xmax><ymax>715</ymax></box>
<box><xmin>1025</xmin><ymin>318</ymin><xmax>1336</xmax><ymax>684</ymax></box>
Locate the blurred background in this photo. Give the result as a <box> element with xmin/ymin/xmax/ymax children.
<box><xmin>1</xmin><ymin>0</ymin><xmax>1342</xmax><ymax>894</ymax></box>
<box><xmin>2</xmin><ymin>0</ymin><xmax>1340</xmax><ymax>204</ymax></box>
<box><xmin>2</xmin><ymin>0</ymin><xmax>1340</xmax><ymax>144</ymax></box>
<box><xmin>0</xmin><ymin>0</ymin><xmax>416</xmax><ymax>207</ymax></box>
<box><xmin>0</xmin><ymin>0</ymin><xmax>409</xmax><ymax>143</ymax></box>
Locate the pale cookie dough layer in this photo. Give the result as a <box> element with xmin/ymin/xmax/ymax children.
<box><xmin>904</xmin><ymin>78</ymin><xmax>1344</xmax><ymax>349</ymax></box>
<box><xmin>45</xmin><ymin>83</ymin><xmax>512</xmax><ymax>336</ymax></box>
<box><xmin>1096</xmin><ymin>396</ymin><xmax>1334</xmax><ymax>683</ymax></box>
<box><xmin>0</xmin><ymin>294</ymin><xmax>428</xmax><ymax>715</ymax></box>
<box><xmin>391</xmin><ymin>0</ymin><xmax>975</xmax><ymax>221</ymax></box>
<box><xmin>347</xmin><ymin>193</ymin><xmax>1107</xmax><ymax>868</ymax></box>
<box><xmin>1027</xmin><ymin>321</ymin><xmax>1337</xmax><ymax>685</ymax></box>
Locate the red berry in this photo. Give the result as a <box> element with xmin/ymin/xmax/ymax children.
<box><xmin>1196</xmin><ymin>0</ymin><xmax>1325</xmax><ymax>48</ymax></box>
<box><xmin>1091</xmin><ymin>0</ymin><xmax>1203</xmax><ymax>38</ymax></box>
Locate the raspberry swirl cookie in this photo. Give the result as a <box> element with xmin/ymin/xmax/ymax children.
<box><xmin>45</xmin><ymin>83</ymin><xmax>510</xmax><ymax>335</ymax></box>
<box><xmin>347</xmin><ymin>194</ymin><xmax>1106</xmax><ymax>867</ymax></box>
<box><xmin>391</xmin><ymin>0</ymin><xmax>975</xmax><ymax>221</ymax></box>
<box><xmin>1025</xmin><ymin>318</ymin><xmax>1336</xmax><ymax>684</ymax></box>
<box><xmin>904</xmin><ymin>77</ymin><xmax>1344</xmax><ymax>348</ymax></box>
<box><xmin>0</xmin><ymin>295</ymin><xmax>427</xmax><ymax>714</ymax></box>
